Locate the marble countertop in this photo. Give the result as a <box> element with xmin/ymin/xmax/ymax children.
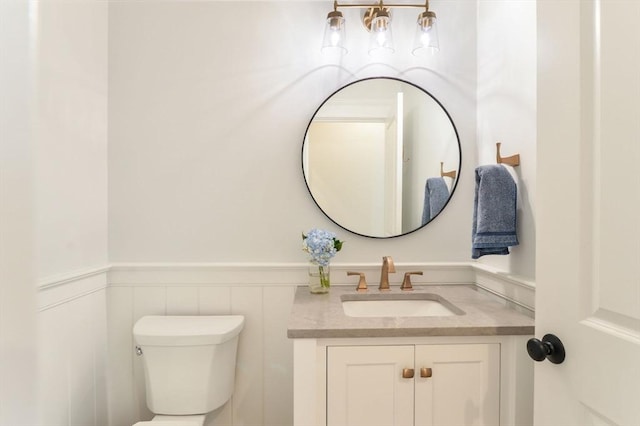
<box><xmin>287</xmin><ymin>284</ymin><xmax>534</xmax><ymax>339</ymax></box>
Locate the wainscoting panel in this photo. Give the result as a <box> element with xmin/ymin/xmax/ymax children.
<box><xmin>106</xmin><ymin>285</ymin><xmax>135</xmax><ymax>426</ymax></box>
<box><xmin>107</xmin><ymin>264</ymin><xmax>307</xmax><ymax>426</ymax></box>
<box><xmin>230</xmin><ymin>286</ymin><xmax>264</xmax><ymax>426</ymax></box>
<box><xmin>473</xmin><ymin>264</ymin><xmax>536</xmax><ymax>314</ymax></box>
<box><xmin>38</xmin><ymin>304</ymin><xmax>70</xmax><ymax>424</ymax></box>
<box><xmin>34</xmin><ymin>261</ymin><xmax>532</xmax><ymax>426</ymax></box>
<box><xmin>263</xmin><ymin>286</ymin><xmax>296</xmax><ymax>426</ymax></box>
<box><xmin>99</xmin><ymin>262</ymin><xmax>532</xmax><ymax>426</ymax></box>
<box><xmin>37</xmin><ymin>269</ymin><xmax>108</xmax><ymax>426</ymax></box>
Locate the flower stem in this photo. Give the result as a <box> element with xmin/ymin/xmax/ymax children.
<box><xmin>319</xmin><ymin>265</ymin><xmax>330</xmax><ymax>288</ymax></box>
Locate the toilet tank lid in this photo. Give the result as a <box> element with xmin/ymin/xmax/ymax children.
<box><xmin>133</xmin><ymin>315</ymin><xmax>245</xmax><ymax>346</ymax></box>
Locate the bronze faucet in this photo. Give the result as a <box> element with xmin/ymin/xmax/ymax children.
<box><xmin>379</xmin><ymin>256</ymin><xmax>395</xmax><ymax>291</ymax></box>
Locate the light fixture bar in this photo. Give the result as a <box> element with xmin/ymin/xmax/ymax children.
<box><xmin>322</xmin><ymin>0</ymin><xmax>439</xmax><ymax>56</ymax></box>
<box><xmin>333</xmin><ymin>0</ymin><xmax>431</xmax><ymax>11</ymax></box>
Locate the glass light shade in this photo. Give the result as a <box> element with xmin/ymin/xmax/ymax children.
<box><xmin>412</xmin><ymin>11</ymin><xmax>439</xmax><ymax>55</ymax></box>
<box><xmin>321</xmin><ymin>11</ymin><xmax>347</xmax><ymax>54</ymax></box>
<box><xmin>368</xmin><ymin>11</ymin><xmax>394</xmax><ymax>54</ymax></box>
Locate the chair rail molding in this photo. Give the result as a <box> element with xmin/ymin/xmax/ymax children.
<box><xmin>35</xmin><ymin>262</ymin><xmax>535</xmax><ymax>313</ymax></box>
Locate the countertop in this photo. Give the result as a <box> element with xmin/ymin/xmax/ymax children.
<box><xmin>287</xmin><ymin>284</ymin><xmax>534</xmax><ymax>339</ymax></box>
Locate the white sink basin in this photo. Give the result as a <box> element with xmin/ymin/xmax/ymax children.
<box><xmin>341</xmin><ymin>294</ymin><xmax>463</xmax><ymax>318</ymax></box>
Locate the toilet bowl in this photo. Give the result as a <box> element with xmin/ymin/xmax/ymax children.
<box><xmin>132</xmin><ymin>315</ymin><xmax>244</xmax><ymax>425</ymax></box>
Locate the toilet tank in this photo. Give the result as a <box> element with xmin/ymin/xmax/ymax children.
<box><xmin>133</xmin><ymin>315</ymin><xmax>244</xmax><ymax>415</ymax></box>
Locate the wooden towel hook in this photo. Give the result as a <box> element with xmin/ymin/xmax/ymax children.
<box><xmin>496</xmin><ymin>142</ymin><xmax>520</xmax><ymax>167</ymax></box>
<box><xmin>440</xmin><ymin>162</ymin><xmax>457</xmax><ymax>179</ymax></box>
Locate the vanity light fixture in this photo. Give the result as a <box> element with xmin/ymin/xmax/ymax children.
<box><xmin>321</xmin><ymin>0</ymin><xmax>439</xmax><ymax>56</ymax></box>
<box><xmin>367</xmin><ymin>7</ymin><xmax>394</xmax><ymax>54</ymax></box>
<box><xmin>412</xmin><ymin>8</ymin><xmax>439</xmax><ymax>54</ymax></box>
<box><xmin>321</xmin><ymin>8</ymin><xmax>347</xmax><ymax>53</ymax></box>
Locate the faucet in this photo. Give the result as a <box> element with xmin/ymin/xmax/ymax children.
<box><xmin>379</xmin><ymin>256</ymin><xmax>396</xmax><ymax>291</ymax></box>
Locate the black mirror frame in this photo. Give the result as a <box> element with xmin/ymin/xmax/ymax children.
<box><xmin>302</xmin><ymin>76</ymin><xmax>462</xmax><ymax>239</ymax></box>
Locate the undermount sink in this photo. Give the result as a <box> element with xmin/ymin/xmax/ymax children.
<box><xmin>341</xmin><ymin>293</ymin><xmax>464</xmax><ymax>318</ymax></box>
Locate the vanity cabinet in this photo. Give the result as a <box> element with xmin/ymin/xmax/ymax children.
<box><xmin>292</xmin><ymin>335</ymin><xmax>532</xmax><ymax>426</ymax></box>
<box><xmin>326</xmin><ymin>344</ymin><xmax>499</xmax><ymax>426</ymax></box>
<box><xmin>289</xmin><ymin>285</ymin><xmax>535</xmax><ymax>426</ymax></box>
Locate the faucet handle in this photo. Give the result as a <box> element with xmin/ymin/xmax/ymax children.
<box><xmin>347</xmin><ymin>271</ymin><xmax>368</xmax><ymax>292</ymax></box>
<box><xmin>401</xmin><ymin>271</ymin><xmax>423</xmax><ymax>291</ymax></box>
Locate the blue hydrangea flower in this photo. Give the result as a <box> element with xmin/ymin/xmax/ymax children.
<box><xmin>302</xmin><ymin>228</ymin><xmax>343</xmax><ymax>266</ymax></box>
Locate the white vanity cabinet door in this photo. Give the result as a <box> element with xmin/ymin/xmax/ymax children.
<box><xmin>327</xmin><ymin>345</ymin><xmax>415</xmax><ymax>426</ymax></box>
<box><xmin>326</xmin><ymin>344</ymin><xmax>500</xmax><ymax>426</ymax></box>
<box><xmin>414</xmin><ymin>344</ymin><xmax>500</xmax><ymax>426</ymax></box>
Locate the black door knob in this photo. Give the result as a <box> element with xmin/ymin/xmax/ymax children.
<box><xmin>527</xmin><ymin>334</ymin><xmax>565</xmax><ymax>364</ymax></box>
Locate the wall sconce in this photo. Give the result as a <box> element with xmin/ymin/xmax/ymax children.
<box><xmin>321</xmin><ymin>9</ymin><xmax>347</xmax><ymax>53</ymax></box>
<box><xmin>365</xmin><ymin>6</ymin><xmax>394</xmax><ymax>53</ymax></box>
<box><xmin>321</xmin><ymin>0</ymin><xmax>439</xmax><ymax>56</ymax></box>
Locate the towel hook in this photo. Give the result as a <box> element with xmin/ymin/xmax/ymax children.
<box><xmin>496</xmin><ymin>142</ymin><xmax>520</xmax><ymax>167</ymax></box>
<box><xmin>440</xmin><ymin>162</ymin><xmax>457</xmax><ymax>179</ymax></box>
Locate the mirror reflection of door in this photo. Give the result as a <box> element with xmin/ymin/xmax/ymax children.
<box><xmin>306</xmin><ymin>121</ymin><xmax>387</xmax><ymax>236</ymax></box>
<box><xmin>384</xmin><ymin>92</ymin><xmax>403</xmax><ymax>236</ymax></box>
<box><xmin>303</xmin><ymin>78</ymin><xmax>460</xmax><ymax>238</ymax></box>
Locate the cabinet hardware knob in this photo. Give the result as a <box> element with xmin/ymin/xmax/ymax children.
<box><xmin>420</xmin><ymin>367</ymin><xmax>432</xmax><ymax>378</ymax></box>
<box><xmin>402</xmin><ymin>368</ymin><xmax>415</xmax><ymax>379</ymax></box>
<box><xmin>527</xmin><ymin>334</ymin><xmax>566</xmax><ymax>364</ymax></box>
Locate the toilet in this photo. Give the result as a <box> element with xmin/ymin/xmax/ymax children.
<box><xmin>132</xmin><ymin>315</ymin><xmax>245</xmax><ymax>426</ymax></box>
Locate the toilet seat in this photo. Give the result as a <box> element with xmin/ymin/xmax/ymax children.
<box><xmin>133</xmin><ymin>423</ymin><xmax>200</xmax><ymax>426</ymax></box>
<box><xmin>132</xmin><ymin>414</ymin><xmax>205</xmax><ymax>426</ymax></box>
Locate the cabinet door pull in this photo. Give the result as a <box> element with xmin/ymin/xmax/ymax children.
<box><xmin>420</xmin><ymin>367</ymin><xmax>433</xmax><ymax>378</ymax></box>
<box><xmin>402</xmin><ymin>368</ymin><xmax>415</xmax><ymax>379</ymax></box>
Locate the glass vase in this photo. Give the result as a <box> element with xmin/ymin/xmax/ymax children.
<box><xmin>308</xmin><ymin>262</ymin><xmax>330</xmax><ymax>294</ymax></box>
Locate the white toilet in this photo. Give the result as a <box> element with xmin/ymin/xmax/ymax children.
<box><xmin>132</xmin><ymin>315</ymin><xmax>245</xmax><ymax>426</ymax></box>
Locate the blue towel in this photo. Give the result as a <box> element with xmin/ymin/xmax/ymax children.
<box><xmin>422</xmin><ymin>177</ymin><xmax>449</xmax><ymax>225</ymax></box>
<box><xmin>472</xmin><ymin>165</ymin><xmax>519</xmax><ymax>259</ymax></box>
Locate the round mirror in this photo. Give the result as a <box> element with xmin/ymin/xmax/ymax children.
<box><xmin>302</xmin><ymin>77</ymin><xmax>461</xmax><ymax>238</ymax></box>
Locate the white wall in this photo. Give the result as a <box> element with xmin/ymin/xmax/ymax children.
<box><xmin>0</xmin><ymin>1</ymin><xmax>38</xmax><ymax>423</ymax></box>
<box><xmin>476</xmin><ymin>0</ymin><xmax>537</xmax><ymax>280</ymax></box>
<box><xmin>107</xmin><ymin>0</ymin><xmax>478</xmax><ymax>263</ymax></box>
<box><xmin>106</xmin><ymin>2</ymin><xmax>479</xmax><ymax>425</ymax></box>
<box><xmin>34</xmin><ymin>0</ymin><xmax>109</xmax><ymax>279</ymax></box>
<box><xmin>32</xmin><ymin>0</ymin><xmax>110</xmax><ymax>424</ymax></box>
<box><xmin>1</xmin><ymin>0</ymin><xmax>539</xmax><ymax>425</ymax></box>
<box><xmin>104</xmin><ymin>2</ymin><xmax>486</xmax><ymax>424</ymax></box>
<box><xmin>0</xmin><ymin>1</ymin><xmax>108</xmax><ymax>423</ymax></box>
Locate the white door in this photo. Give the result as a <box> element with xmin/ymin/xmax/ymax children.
<box><xmin>384</xmin><ymin>116</ymin><xmax>401</xmax><ymax>236</ymax></box>
<box><xmin>414</xmin><ymin>344</ymin><xmax>500</xmax><ymax>426</ymax></box>
<box><xmin>327</xmin><ymin>345</ymin><xmax>414</xmax><ymax>426</ymax></box>
<box><xmin>536</xmin><ymin>1</ymin><xmax>640</xmax><ymax>425</ymax></box>
<box><xmin>384</xmin><ymin>91</ymin><xmax>404</xmax><ymax>236</ymax></box>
